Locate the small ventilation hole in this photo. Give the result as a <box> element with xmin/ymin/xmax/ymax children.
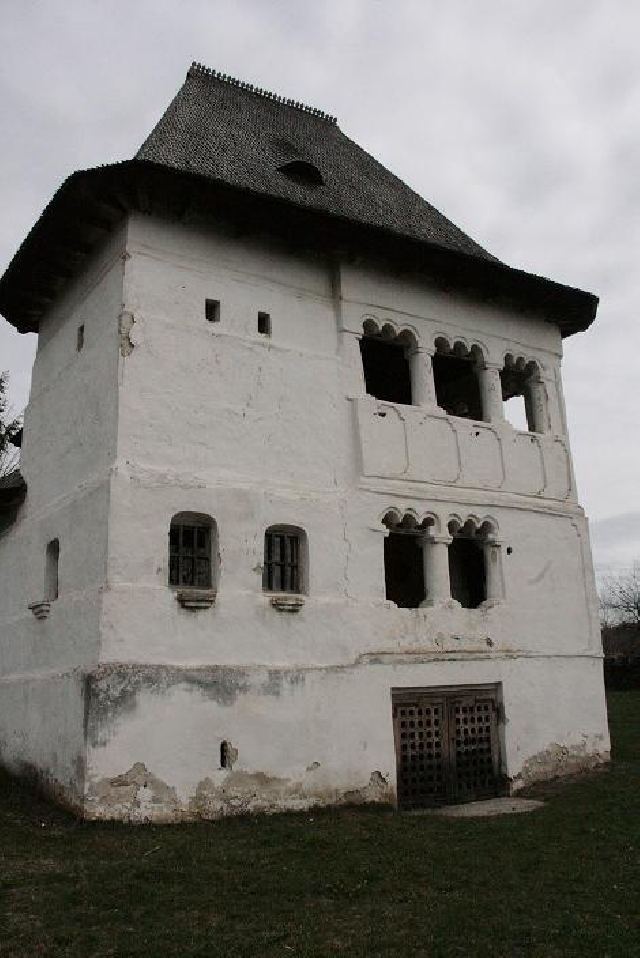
<box><xmin>205</xmin><ymin>299</ymin><xmax>220</xmax><ymax>323</ymax></box>
<box><xmin>258</xmin><ymin>311</ymin><xmax>271</xmax><ymax>336</ymax></box>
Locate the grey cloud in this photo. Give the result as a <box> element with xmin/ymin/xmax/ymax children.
<box><xmin>590</xmin><ymin>513</ymin><xmax>640</xmax><ymax>572</ymax></box>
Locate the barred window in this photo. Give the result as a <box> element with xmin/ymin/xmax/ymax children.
<box><xmin>263</xmin><ymin>527</ymin><xmax>306</xmax><ymax>593</ymax></box>
<box><xmin>169</xmin><ymin>515</ymin><xmax>214</xmax><ymax>589</ymax></box>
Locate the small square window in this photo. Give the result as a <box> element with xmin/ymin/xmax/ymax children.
<box><xmin>258</xmin><ymin>312</ymin><xmax>271</xmax><ymax>336</ymax></box>
<box><xmin>76</xmin><ymin>325</ymin><xmax>85</xmax><ymax>351</ymax></box>
<box><xmin>205</xmin><ymin>299</ymin><xmax>220</xmax><ymax>323</ymax></box>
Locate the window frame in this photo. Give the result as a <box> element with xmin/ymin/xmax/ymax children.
<box><xmin>169</xmin><ymin>515</ymin><xmax>215</xmax><ymax>591</ymax></box>
<box><xmin>263</xmin><ymin>526</ymin><xmax>307</xmax><ymax>595</ymax></box>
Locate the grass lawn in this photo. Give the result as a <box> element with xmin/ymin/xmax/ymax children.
<box><xmin>1</xmin><ymin>692</ymin><xmax>638</xmax><ymax>958</ymax></box>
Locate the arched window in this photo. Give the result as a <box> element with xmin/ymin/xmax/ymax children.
<box><xmin>169</xmin><ymin>513</ymin><xmax>216</xmax><ymax>590</ymax></box>
<box><xmin>263</xmin><ymin>525</ymin><xmax>308</xmax><ymax>594</ymax></box>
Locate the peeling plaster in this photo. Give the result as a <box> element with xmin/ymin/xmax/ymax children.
<box><xmin>86</xmin><ymin>762</ymin><xmax>394</xmax><ymax>822</ymax></box>
<box><xmin>511</xmin><ymin>739</ymin><xmax>610</xmax><ymax>790</ymax></box>
<box><xmin>118</xmin><ymin>311</ymin><xmax>135</xmax><ymax>357</ymax></box>
<box><xmin>87</xmin><ymin>762</ymin><xmax>179</xmax><ymax>819</ymax></box>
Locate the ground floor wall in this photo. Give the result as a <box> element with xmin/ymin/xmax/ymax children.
<box><xmin>0</xmin><ymin>668</ymin><xmax>88</xmax><ymax>810</ymax></box>
<box><xmin>82</xmin><ymin>654</ymin><xmax>610</xmax><ymax>822</ymax></box>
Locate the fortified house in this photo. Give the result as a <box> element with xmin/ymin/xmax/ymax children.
<box><xmin>0</xmin><ymin>65</ymin><xmax>609</xmax><ymax>819</ymax></box>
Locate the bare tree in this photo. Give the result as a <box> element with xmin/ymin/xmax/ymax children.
<box><xmin>600</xmin><ymin>564</ymin><xmax>640</xmax><ymax>628</ymax></box>
<box><xmin>0</xmin><ymin>371</ymin><xmax>22</xmax><ymax>478</ymax></box>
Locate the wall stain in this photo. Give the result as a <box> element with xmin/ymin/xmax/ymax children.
<box><xmin>86</xmin><ymin>665</ymin><xmax>308</xmax><ymax>748</ymax></box>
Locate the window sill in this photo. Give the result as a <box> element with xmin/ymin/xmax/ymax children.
<box><xmin>268</xmin><ymin>593</ymin><xmax>305</xmax><ymax>613</ymax></box>
<box><xmin>175</xmin><ymin>589</ymin><xmax>216</xmax><ymax>610</ymax></box>
<box><xmin>479</xmin><ymin>598</ymin><xmax>503</xmax><ymax>610</ymax></box>
<box><xmin>28</xmin><ymin>600</ymin><xmax>51</xmax><ymax>620</ymax></box>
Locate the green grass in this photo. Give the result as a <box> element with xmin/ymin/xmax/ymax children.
<box><xmin>606</xmin><ymin>690</ymin><xmax>640</xmax><ymax>763</ymax></box>
<box><xmin>1</xmin><ymin>693</ymin><xmax>639</xmax><ymax>958</ymax></box>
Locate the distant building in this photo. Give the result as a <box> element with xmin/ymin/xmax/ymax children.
<box><xmin>0</xmin><ymin>64</ymin><xmax>609</xmax><ymax>820</ymax></box>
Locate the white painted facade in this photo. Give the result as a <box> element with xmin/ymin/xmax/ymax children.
<box><xmin>0</xmin><ymin>211</ymin><xmax>609</xmax><ymax>820</ymax></box>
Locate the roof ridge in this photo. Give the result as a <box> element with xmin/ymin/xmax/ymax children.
<box><xmin>187</xmin><ymin>61</ymin><xmax>338</xmax><ymax>125</ymax></box>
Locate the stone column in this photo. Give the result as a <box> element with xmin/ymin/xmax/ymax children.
<box><xmin>408</xmin><ymin>346</ymin><xmax>437</xmax><ymax>407</ymax></box>
<box><xmin>526</xmin><ymin>374</ymin><xmax>549</xmax><ymax>434</ymax></box>
<box><xmin>421</xmin><ymin>533</ymin><xmax>454</xmax><ymax>606</ymax></box>
<box><xmin>340</xmin><ymin>330</ymin><xmax>365</xmax><ymax>397</ymax></box>
<box><xmin>483</xmin><ymin>536</ymin><xmax>504</xmax><ymax>603</ymax></box>
<box><xmin>550</xmin><ymin>367</ymin><xmax>569</xmax><ymax>436</ymax></box>
<box><xmin>373</xmin><ymin>525</ymin><xmax>390</xmax><ymax>602</ymax></box>
<box><xmin>478</xmin><ymin>362</ymin><xmax>504</xmax><ymax>424</ymax></box>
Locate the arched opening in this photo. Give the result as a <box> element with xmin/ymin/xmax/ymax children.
<box><xmin>360</xmin><ymin>321</ymin><xmax>415</xmax><ymax>405</ymax></box>
<box><xmin>382</xmin><ymin>513</ymin><xmax>433</xmax><ymax>608</ymax></box>
<box><xmin>433</xmin><ymin>339</ymin><xmax>483</xmax><ymax>421</ymax></box>
<box><xmin>447</xmin><ymin>519</ymin><xmax>487</xmax><ymax>608</ymax></box>
<box><xmin>169</xmin><ymin>513</ymin><xmax>216</xmax><ymax>590</ymax></box>
<box><xmin>501</xmin><ymin>356</ymin><xmax>545</xmax><ymax>433</ymax></box>
<box><xmin>263</xmin><ymin>525</ymin><xmax>308</xmax><ymax>594</ymax></box>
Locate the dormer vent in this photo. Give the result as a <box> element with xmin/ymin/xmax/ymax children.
<box><xmin>277</xmin><ymin>160</ymin><xmax>324</xmax><ymax>187</ymax></box>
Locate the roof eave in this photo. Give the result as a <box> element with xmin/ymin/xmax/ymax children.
<box><xmin>0</xmin><ymin>160</ymin><xmax>598</xmax><ymax>336</ymax></box>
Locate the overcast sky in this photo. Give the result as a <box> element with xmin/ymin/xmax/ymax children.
<box><xmin>1</xmin><ymin>0</ymin><xmax>638</xmax><ymax>570</ymax></box>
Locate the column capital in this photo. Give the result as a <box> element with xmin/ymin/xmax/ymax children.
<box><xmin>369</xmin><ymin>525</ymin><xmax>390</xmax><ymax>537</ymax></box>
<box><xmin>423</xmin><ymin>533</ymin><xmax>453</xmax><ymax>546</ymax></box>
<box><xmin>407</xmin><ymin>344</ymin><xmax>435</xmax><ymax>358</ymax></box>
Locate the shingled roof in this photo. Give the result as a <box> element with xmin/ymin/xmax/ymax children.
<box><xmin>136</xmin><ymin>63</ymin><xmax>493</xmax><ymax>260</ymax></box>
<box><xmin>0</xmin><ymin>63</ymin><xmax>598</xmax><ymax>336</ymax></box>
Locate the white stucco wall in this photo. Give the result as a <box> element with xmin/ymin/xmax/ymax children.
<box><xmin>84</xmin><ymin>656</ymin><xmax>608</xmax><ymax>822</ymax></box>
<box><xmin>83</xmin><ymin>213</ymin><xmax>607</xmax><ymax>819</ymax></box>
<box><xmin>0</xmin><ymin>210</ymin><xmax>609</xmax><ymax>818</ymax></box>
<box><xmin>0</xmin><ymin>228</ymin><xmax>125</xmax><ymax>803</ymax></box>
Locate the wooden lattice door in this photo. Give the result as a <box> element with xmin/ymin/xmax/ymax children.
<box><xmin>392</xmin><ymin>686</ymin><xmax>501</xmax><ymax>810</ymax></box>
